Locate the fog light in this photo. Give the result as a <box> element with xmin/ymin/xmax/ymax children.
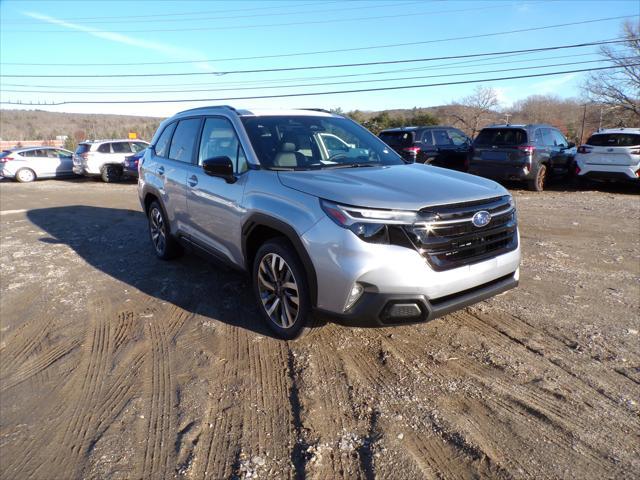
<box><xmin>344</xmin><ymin>283</ymin><xmax>364</xmax><ymax>311</ymax></box>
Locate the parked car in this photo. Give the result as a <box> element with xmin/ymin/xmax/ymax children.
<box><xmin>468</xmin><ymin>124</ymin><xmax>575</xmax><ymax>191</ymax></box>
<box><xmin>139</xmin><ymin>106</ymin><xmax>520</xmax><ymax>339</ymax></box>
<box><xmin>73</xmin><ymin>139</ymin><xmax>149</xmax><ymax>182</ymax></box>
<box><xmin>0</xmin><ymin>146</ymin><xmax>75</xmax><ymax>182</ymax></box>
<box><xmin>378</xmin><ymin>126</ymin><xmax>472</xmax><ymax>171</ymax></box>
<box><xmin>123</xmin><ymin>148</ymin><xmax>147</xmax><ymax>179</ymax></box>
<box><xmin>575</xmin><ymin>128</ymin><xmax>640</xmax><ymax>183</ymax></box>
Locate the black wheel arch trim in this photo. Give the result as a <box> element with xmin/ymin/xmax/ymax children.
<box><xmin>242</xmin><ymin>213</ymin><xmax>318</xmax><ymax>307</ymax></box>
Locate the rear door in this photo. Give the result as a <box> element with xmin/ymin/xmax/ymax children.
<box><xmin>185</xmin><ymin>116</ymin><xmax>248</xmax><ymax>265</ymax></box>
<box><xmin>25</xmin><ymin>149</ymin><xmax>58</xmax><ymax>176</ymax></box>
<box><xmin>429</xmin><ymin>128</ymin><xmax>470</xmax><ymax>171</ymax></box>
<box><xmin>584</xmin><ymin>133</ymin><xmax>640</xmax><ymax>165</ymax></box>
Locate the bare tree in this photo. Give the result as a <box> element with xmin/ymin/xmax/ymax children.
<box><xmin>448</xmin><ymin>86</ymin><xmax>500</xmax><ymax>137</ymax></box>
<box><xmin>583</xmin><ymin>21</ymin><xmax>640</xmax><ymax>120</ymax></box>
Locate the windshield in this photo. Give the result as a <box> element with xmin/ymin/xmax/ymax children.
<box><xmin>474</xmin><ymin>128</ymin><xmax>528</xmax><ymax>146</ymax></box>
<box><xmin>586</xmin><ymin>133</ymin><xmax>640</xmax><ymax>147</ymax></box>
<box><xmin>240</xmin><ymin>115</ymin><xmax>404</xmax><ymax>170</ymax></box>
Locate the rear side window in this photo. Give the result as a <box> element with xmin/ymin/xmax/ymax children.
<box><xmin>112</xmin><ymin>142</ymin><xmax>132</xmax><ymax>153</ymax></box>
<box><xmin>154</xmin><ymin>122</ymin><xmax>176</xmax><ymax>158</ymax></box>
<box><xmin>433</xmin><ymin>129</ymin><xmax>468</xmax><ymax>146</ymax></box>
<box><xmin>379</xmin><ymin>131</ymin><xmax>414</xmax><ymax>148</ymax></box>
<box><xmin>474</xmin><ymin>128</ymin><xmax>527</xmax><ymax>146</ymax></box>
<box><xmin>169</xmin><ymin>118</ymin><xmax>201</xmax><ymax>163</ymax></box>
<box><xmin>98</xmin><ymin>143</ymin><xmax>112</xmax><ymax>153</ymax></box>
<box><xmin>586</xmin><ymin>133</ymin><xmax>640</xmax><ymax>147</ymax></box>
<box><xmin>421</xmin><ymin>130</ymin><xmax>434</xmax><ymax>146</ymax></box>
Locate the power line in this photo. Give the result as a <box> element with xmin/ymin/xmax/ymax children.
<box><xmin>1</xmin><ymin>52</ymin><xmax>603</xmax><ymax>91</ymax></box>
<box><xmin>5</xmin><ymin>1</ymin><xmax>425</xmax><ymax>26</ymax></box>
<box><xmin>2</xmin><ymin>3</ymin><xmax>527</xmax><ymax>33</ymax></box>
<box><xmin>1</xmin><ymin>16</ymin><xmax>634</xmax><ymax>66</ymax></box>
<box><xmin>1</xmin><ymin>58</ymin><xmax>620</xmax><ymax>95</ymax></box>
<box><xmin>1</xmin><ymin>38</ymin><xmax>634</xmax><ymax>78</ymax></box>
<box><xmin>1</xmin><ymin>64</ymin><xmax>636</xmax><ymax>106</ymax></box>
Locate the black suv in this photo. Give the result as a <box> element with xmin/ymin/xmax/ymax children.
<box><xmin>378</xmin><ymin>126</ymin><xmax>472</xmax><ymax>171</ymax></box>
<box><xmin>468</xmin><ymin>124</ymin><xmax>575</xmax><ymax>191</ymax></box>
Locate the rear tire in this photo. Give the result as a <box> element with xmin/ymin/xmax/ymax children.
<box><xmin>15</xmin><ymin>168</ymin><xmax>36</xmax><ymax>183</ymax></box>
<box><xmin>147</xmin><ymin>201</ymin><xmax>182</xmax><ymax>260</ymax></box>
<box><xmin>527</xmin><ymin>164</ymin><xmax>547</xmax><ymax>191</ymax></box>
<box><xmin>101</xmin><ymin>164</ymin><xmax>122</xmax><ymax>183</ymax></box>
<box><xmin>253</xmin><ymin>238</ymin><xmax>317</xmax><ymax>340</ymax></box>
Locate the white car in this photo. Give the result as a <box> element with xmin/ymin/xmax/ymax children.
<box><xmin>73</xmin><ymin>139</ymin><xmax>149</xmax><ymax>182</ymax></box>
<box><xmin>0</xmin><ymin>146</ymin><xmax>75</xmax><ymax>182</ymax></box>
<box><xmin>575</xmin><ymin>128</ymin><xmax>640</xmax><ymax>183</ymax></box>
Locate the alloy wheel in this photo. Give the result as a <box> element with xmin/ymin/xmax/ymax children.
<box><xmin>257</xmin><ymin>253</ymin><xmax>300</xmax><ymax>329</ymax></box>
<box><xmin>149</xmin><ymin>207</ymin><xmax>166</xmax><ymax>255</ymax></box>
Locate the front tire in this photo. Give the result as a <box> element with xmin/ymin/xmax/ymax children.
<box><xmin>253</xmin><ymin>239</ymin><xmax>314</xmax><ymax>340</ymax></box>
<box><xmin>527</xmin><ymin>163</ymin><xmax>547</xmax><ymax>191</ymax></box>
<box><xmin>15</xmin><ymin>168</ymin><xmax>36</xmax><ymax>183</ymax></box>
<box><xmin>147</xmin><ymin>201</ymin><xmax>181</xmax><ymax>260</ymax></box>
<box><xmin>101</xmin><ymin>164</ymin><xmax>122</xmax><ymax>183</ymax></box>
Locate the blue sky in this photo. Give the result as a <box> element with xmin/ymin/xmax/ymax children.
<box><xmin>1</xmin><ymin>0</ymin><xmax>638</xmax><ymax>117</ymax></box>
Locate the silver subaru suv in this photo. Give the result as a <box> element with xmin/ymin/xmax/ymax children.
<box><xmin>138</xmin><ymin>106</ymin><xmax>520</xmax><ymax>339</ymax></box>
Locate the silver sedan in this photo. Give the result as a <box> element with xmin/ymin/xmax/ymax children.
<box><xmin>0</xmin><ymin>147</ymin><xmax>76</xmax><ymax>182</ymax></box>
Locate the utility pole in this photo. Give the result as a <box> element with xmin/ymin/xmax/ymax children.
<box><xmin>580</xmin><ymin>103</ymin><xmax>587</xmax><ymax>144</ymax></box>
<box><xmin>503</xmin><ymin>113</ymin><xmax>512</xmax><ymax>125</ymax></box>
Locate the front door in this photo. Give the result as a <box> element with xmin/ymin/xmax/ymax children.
<box><xmin>186</xmin><ymin>116</ymin><xmax>249</xmax><ymax>266</ymax></box>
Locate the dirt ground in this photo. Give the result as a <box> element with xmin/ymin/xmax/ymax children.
<box><xmin>0</xmin><ymin>177</ymin><xmax>638</xmax><ymax>480</ymax></box>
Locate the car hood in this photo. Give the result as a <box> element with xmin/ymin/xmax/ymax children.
<box><xmin>277</xmin><ymin>163</ymin><xmax>506</xmax><ymax>210</ymax></box>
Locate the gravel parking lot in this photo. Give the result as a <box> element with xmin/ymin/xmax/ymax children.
<box><xmin>0</xmin><ymin>178</ymin><xmax>638</xmax><ymax>479</ymax></box>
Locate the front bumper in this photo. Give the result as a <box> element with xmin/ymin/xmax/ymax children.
<box><xmin>317</xmin><ymin>271</ymin><xmax>518</xmax><ymax>326</ymax></box>
<box><xmin>302</xmin><ymin>216</ymin><xmax>521</xmax><ymax>316</ymax></box>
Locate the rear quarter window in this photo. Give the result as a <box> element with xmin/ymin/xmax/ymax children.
<box><xmin>586</xmin><ymin>133</ymin><xmax>640</xmax><ymax>147</ymax></box>
<box><xmin>474</xmin><ymin>128</ymin><xmax>528</xmax><ymax>146</ymax></box>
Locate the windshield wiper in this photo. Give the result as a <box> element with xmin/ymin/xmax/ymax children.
<box><xmin>323</xmin><ymin>162</ymin><xmax>381</xmax><ymax>169</ymax></box>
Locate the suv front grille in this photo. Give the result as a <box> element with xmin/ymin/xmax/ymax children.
<box><xmin>403</xmin><ymin>195</ymin><xmax>518</xmax><ymax>271</ymax></box>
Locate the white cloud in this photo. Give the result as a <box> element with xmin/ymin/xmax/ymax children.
<box><xmin>23</xmin><ymin>12</ymin><xmax>215</xmax><ymax>71</ymax></box>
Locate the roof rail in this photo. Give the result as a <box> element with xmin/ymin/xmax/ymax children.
<box><xmin>176</xmin><ymin>105</ymin><xmax>238</xmax><ymax>115</ymax></box>
<box><xmin>302</xmin><ymin>108</ymin><xmax>333</xmax><ymax>114</ymax></box>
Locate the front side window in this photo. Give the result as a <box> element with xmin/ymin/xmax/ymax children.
<box><xmin>242</xmin><ymin>116</ymin><xmax>404</xmax><ymax>170</ymax></box>
<box><xmin>542</xmin><ymin>129</ymin><xmax>556</xmax><ymax>146</ymax></box>
<box><xmin>169</xmin><ymin>118</ymin><xmax>201</xmax><ymax>163</ymax></box>
<box><xmin>199</xmin><ymin>117</ymin><xmax>247</xmax><ymax>174</ymax></box>
<box><xmin>447</xmin><ymin>129</ymin><xmax>469</xmax><ymax>146</ymax></box>
<box><xmin>551</xmin><ymin>130</ymin><xmax>568</xmax><ymax>148</ymax></box>
<box><xmin>112</xmin><ymin>142</ymin><xmax>132</xmax><ymax>154</ymax></box>
<box><xmin>154</xmin><ymin>122</ymin><xmax>176</xmax><ymax>158</ymax></box>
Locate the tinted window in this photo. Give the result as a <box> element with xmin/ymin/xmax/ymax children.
<box><xmin>533</xmin><ymin>129</ymin><xmax>544</xmax><ymax>145</ymax></box>
<box><xmin>169</xmin><ymin>118</ymin><xmax>201</xmax><ymax>163</ymax></box>
<box><xmin>155</xmin><ymin>122</ymin><xmax>176</xmax><ymax>158</ymax></box>
<box><xmin>75</xmin><ymin>144</ymin><xmax>90</xmax><ymax>155</ymax></box>
<box><xmin>474</xmin><ymin>128</ymin><xmax>528</xmax><ymax>146</ymax></box>
<box><xmin>421</xmin><ymin>130</ymin><xmax>434</xmax><ymax>146</ymax></box>
<box><xmin>22</xmin><ymin>150</ymin><xmax>37</xmax><ymax>157</ymax></box>
<box><xmin>112</xmin><ymin>142</ymin><xmax>132</xmax><ymax>153</ymax></box>
<box><xmin>98</xmin><ymin>143</ymin><xmax>111</xmax><ymax>153</ymax></box>
<box><xmin>199</xmin><ymin>117</ymin><xmax>247</xmax><ymax>174</ymax></box>
<box><xmin>379</xmin><ymin>131</ymin><xmax>414</xmax><ymax>148</ymax></box>
<box><xmin>586</xmin><ymin>133</ymin><xmax>640</xmax><ymax>147</ymax></box>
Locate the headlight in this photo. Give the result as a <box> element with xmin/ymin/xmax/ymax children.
<box><xmin>320</xmin><ymin>199</ymin><xmax>437</xmax><ymax>244</ymax></box>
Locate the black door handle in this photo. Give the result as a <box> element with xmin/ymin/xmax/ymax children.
<box><xmin>188</xmin><ymin>174</ymin><xmax>198</xmax><ymax>187</ymax></box>
<box><xmin>157</xmin><ymin>166</ymin><xmax>165</xmax><ymax>176</ymax></box>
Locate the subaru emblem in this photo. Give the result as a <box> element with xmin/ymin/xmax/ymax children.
<box><xmin>472</xmin><ymin>210</ymin><xmax>491</xmax><ymax>228</ymax></box>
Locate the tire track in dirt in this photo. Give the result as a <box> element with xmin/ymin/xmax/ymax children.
<box><xmin>296</xmin><ymin>328</ymin><xmax>366</xmax><ymax>480</ymax></box>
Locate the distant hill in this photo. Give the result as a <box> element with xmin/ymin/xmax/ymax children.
<box><xmin>0</xmin><ymin>109</ymin><xmax>163</xmax><ymax>142</ymax></box>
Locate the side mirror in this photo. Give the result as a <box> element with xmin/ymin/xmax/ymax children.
<box><xmin>202</xmin><ymin>156</ymin><xmax>236</xmax><ymax>183</ymax></box>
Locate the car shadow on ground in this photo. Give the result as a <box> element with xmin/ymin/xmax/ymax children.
<box><xmin>27</xmin><ymin>205</ymin><xmax>288</xmax><ymax>338</ymax></box>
